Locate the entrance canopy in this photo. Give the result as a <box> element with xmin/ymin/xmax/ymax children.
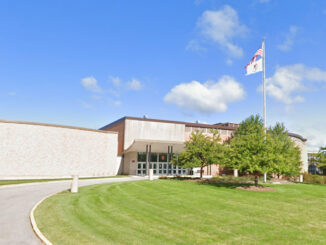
<box><xmin>124</xmin><ymin>139</ymin><xmax>185</xmax><ymax>154</ymax></box>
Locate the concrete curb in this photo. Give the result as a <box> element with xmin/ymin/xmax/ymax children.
<box><xmin>0</xmin><ymin>176</ymin><xmax>135</xmax><ymax>189</ymax></box>
<box><xmin>30</xmin><ymin>192</ymin><xmax>56</xmax><ymax>245</ymax></box>
<box><xmin>28</xmin><ymin>176</ymin><xmax>145</xmax><ymax>244</ymax></box>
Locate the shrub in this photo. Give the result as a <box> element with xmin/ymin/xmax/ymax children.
<box><xmin>303</xmin><ymin>173</ymin><xmax>326</xmax><ymax>184</ymax></box>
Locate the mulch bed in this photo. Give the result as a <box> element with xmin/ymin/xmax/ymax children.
<box><xmin>236</xmin><ymin>185</ymin><xmax>275</xmax><ymax>192</ymax></box>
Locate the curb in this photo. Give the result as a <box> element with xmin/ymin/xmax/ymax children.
<box><xmin>0</xmin><ymin>176</ymin><xmax>138</xmax><ymax>190</ymax></box>
<box><xmin>30</xmin><ymin>193</ymin><xmax>57</xmax><ymax>245</ymax></box>
<box><xmin>28</xmin><ymin>176</ymin><xmax>145</xmax><ymax>244</ymax></box>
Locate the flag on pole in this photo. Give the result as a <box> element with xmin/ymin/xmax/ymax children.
<box><xmin>245</xmin><ymin>46</ymin><xmax>263</xmax><ymax>75</ymax></box>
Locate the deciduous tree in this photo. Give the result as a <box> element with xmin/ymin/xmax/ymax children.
<box><xmin>171</xmin><ymin>130</ymin><xmax>225</xmax><ymax>178</ymax></box>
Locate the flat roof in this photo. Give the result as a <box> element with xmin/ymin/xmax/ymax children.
<box><xmin>101</xmin><ymin>116</ymin><xmax>307</xmax><ymax>142</ymax></box>
<box><xmin>0</xmin><ymin>119</ymin><xmax>117</xmax><ymax>134</ymax></box>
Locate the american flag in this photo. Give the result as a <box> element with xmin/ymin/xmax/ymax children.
<box><xmin>245</xmin><ymin>46</ymin><xmax>263</xmax><ymax>68</ymax></box>
<box><xmin>254</xmin><ymin>47</ymin><xmax>263</xmax><ymax>58</ymax></box>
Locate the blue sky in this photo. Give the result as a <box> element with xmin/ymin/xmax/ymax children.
<box><xmin>1</xmin><ymin>0</ymin><xmax>326</xmax><ymax>151</ymax></box>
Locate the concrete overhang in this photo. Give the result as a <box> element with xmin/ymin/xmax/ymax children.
<box><xmin>124</xmin><ymin>139</ymin><xmax>185</xmax><ymax>154</ymax></box>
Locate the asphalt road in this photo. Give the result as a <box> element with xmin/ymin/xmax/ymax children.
<box><xmin>0</xmin><ymin>176</ymin><xmax>145</xmax><ymax>245</ymax></box>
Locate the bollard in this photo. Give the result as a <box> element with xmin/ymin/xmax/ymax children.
<box><xmin>149</xmin><ymin>169</ymin><xmax>154</xmax><ymax>181</ymax></box>
<box><xmin>71</xmin><ymin>175</ymin><xmax>79</xmax><ymax>193</ymax></box>
<box><xmin>234</xmin><ymin>169</ymin><xmax>238</xmax><ymax>177</ymax></box>
<box><xmin>299</xmin><ymin>174</ymin><xmax>303</xmax><ymax>183</ymax></box>
<box><xmin>264</xmin><ymin>172</ymin><xmax>267</xmax><ymax>183</ymax></box>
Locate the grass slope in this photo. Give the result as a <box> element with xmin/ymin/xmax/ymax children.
<box><xmin>35</xmin><ymin>180</ymin><xmax>326</xmax><ymax>245</ymax></box>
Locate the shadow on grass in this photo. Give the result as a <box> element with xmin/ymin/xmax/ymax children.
<box><xmin>198</xmin><ymin>181</ymin><xmax>254</xmax><ymax>189</ymax></box>
<box><xmin>162</xmin><ymin>177</ymin><xmax>258</xmax><ymax>189</ymax></box>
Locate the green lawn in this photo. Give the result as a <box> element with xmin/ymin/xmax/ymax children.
<box><xmin>0</xmin><ymin>175</ymin><xmax>126</xmax><ymax>186</ymax></box>
<box><xmin>35</xmin><ymin>180</ymin><xmax>326</xmax><ymax>245</ymax></box>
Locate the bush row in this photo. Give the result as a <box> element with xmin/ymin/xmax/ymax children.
<box><xmin>303</xmin><ymin>173</ymin><xmax>326</xmax><ymax>184</ymax></box>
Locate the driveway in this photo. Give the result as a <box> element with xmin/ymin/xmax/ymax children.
<box><xmin>0</xmin><ymin>176</ymin><xmax>145</xmax><ymax>245</ymax></box>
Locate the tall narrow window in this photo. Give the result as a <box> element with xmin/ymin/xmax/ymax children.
<box><xmin>137</xmin><ymin>152</ymin><xmax>147</xmax><ymax>162</ymax></box>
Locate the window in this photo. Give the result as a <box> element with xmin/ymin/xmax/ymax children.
<box><xmin>150</xmin><ymin>153</ymin><xmax>158</xmax><ymax>162</ymax></box>
<box><xmin>153</xmin><ymin>163</ymin><xmax>157</xmax><ymax>169</ymax></box>
<box><xmin>159</xmin><ymin>153</ymin><xmax>168</xmax><ymax>162</ymax></box>
<box><xmin>137</xmin><ymin>163</ymin><xmax>141</xmax><ymax>169</ymax></box>
<box><xmin>137</xmin><ymin>152</ymin><xmax>147</xmax><ymax>162</ymax></box>
<box><xmin>143</xmin><ymin>163</ymin><xmax>146</xmax><ymax>169</ymax></box>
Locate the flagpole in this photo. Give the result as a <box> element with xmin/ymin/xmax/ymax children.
<box><xmin>262</xmin><ymin>38</ymin><xmax>267</xmax><ymax>183</ymax></box>
<box><xmin>262</xmin><ymin>38</ymin><xmax>266</xmax><ymax>131</ymax></box>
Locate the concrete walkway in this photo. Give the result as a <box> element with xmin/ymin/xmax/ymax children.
<box><xmin>0</xmin><ymin>176</ymin><xmax>145</xmax><ymax>245</ymax></box>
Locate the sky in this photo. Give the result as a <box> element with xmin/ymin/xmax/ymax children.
<box><xmin>1</xmin><ymin>0</ymin><xmax>326</xmax><ymax>151</ymax></box>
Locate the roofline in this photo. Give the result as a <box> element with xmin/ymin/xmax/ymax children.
<box><xmin>0</xmin><ymin>119</ymin><xmax>117</xmax><ymax>134</ymax></box>
<box><xmin>99</xmin><ymin>117</ymin><xmax>127</xmax><ymax>130</ymax></box>
<box><xmin>101</xmin><ymin>116</ymin><xmax>307</xmax><ymax>142</ymax></box>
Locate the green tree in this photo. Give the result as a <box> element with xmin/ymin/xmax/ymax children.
<box><xmin>267</xmin><ymin>123</ymin><xmax>301</xmax><ymax>177</ymax></box>
<box><xmin>315</xmin><ymin>147</ymin><xmax>326</xmax><ymax>171</ymax></box>
<box><xmin>171</xmin><ymin>130</ymin><xmax>225</xmax><ymax>178</ymax></box>
<box><xmin>226</xmin><ymin>115</ymin><xmax>301</xmax><ymax>183</ymax></box>
<box><xmin>227</xmin><ymin>115</ymin><xmax>267</xmax><ymax>175</ymax></box>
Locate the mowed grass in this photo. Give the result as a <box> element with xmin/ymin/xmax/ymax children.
<box><xmin>35</xmin><ymin>180</ymin><xmax>326</xmax><ymax>245</ymax></box>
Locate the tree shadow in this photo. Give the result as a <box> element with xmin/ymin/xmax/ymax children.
<box><xmin>166</xmin><ymin>177</ymin><xmax>257</xmax><ymax>189</ymax></box>
<box><xmin>197</xmin><ymin>181</ymin><xmax>254</xmax><ymax>189</ymax></box>
<box><xmin>197</xmin><ymin>180</ymin><xmax>255</xmax><ymax>189</ymax></box>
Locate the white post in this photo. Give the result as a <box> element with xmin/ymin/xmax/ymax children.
<box><xmin>264</xmin><ymin>172</ymin><xmax>267</xmax><ymax>183</ymax></box>
<box><xmin>149</xmin><ymin>169</ymin><xmax>154</xmax><ymax>181</ymax></box>
<box><xmin>234</xmin><ymin>169</ymin><xmax>238</xmax><ymax>177</ymax></box>
<box><xmin>71</xmin><ymin>175</ymin><xmax>79</xmax><ymax>193</ymax></box>
<box><xmin>299</xmin><ymin>174</ymin><xmax>303</xmax><ymax>183</ymax></box>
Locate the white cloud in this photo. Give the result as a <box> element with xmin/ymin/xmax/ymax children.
<box><xmin>110</xmin><ymin>76</ymin><xmax>121</xmax><ymax>87</ymax></box>
<box><xmin>301</xmin><ymin>126</ymin><xmax>326</xmax><ymax>152</ymax></box>
<box><xmin>226</xmin><ymin>58</ymin><xmax>233</xmax><ymax>65</ymax></box>
<box><xmin>127</xmin><ymin>78</ymin><xmax>142</xmax><ymax>91</ymax></box>
<box><xmin>277</xmin><ymin>26</ymin><xmax>299</xmax><ymax>52</ymax></box>
<box><xmin>81</xmin><ymin>76</ymin><xmax>102</xmax><ymax>93</ymax></box>
<box><xmin>186</xmin><ymin>40</ymin><xmax>206</xmax><ymax>52</ymax></box>
<box><xmin>113</xmin><ymin>100</ymin><xmax>121</xmax><ymax>106</ymax></box>
<box><xmin>164</xmin><ymin>75</ymin><xmax>245</xmax><ymax>114</ymax></box>
<box><xmin>196</xmin><ymin>6</ymin><xmax>248</xmax><ymax>58</ymax></box>
<box><xmin>265</xmin><ymin>64</ymin><xmax>326</xmax><ymax>105</ymax></box>
<box><xmin>8</xmin><ymin>92</ymin><xmax>16</xmax><ymax>96</ymax></box>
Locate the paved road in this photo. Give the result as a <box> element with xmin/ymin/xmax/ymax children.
<box><xmin>0</xmin><ymin>176</ymin><xmax>145</xmax><ymax>245</ymax></box>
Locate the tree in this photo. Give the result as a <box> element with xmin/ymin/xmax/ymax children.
<box><xmin>226</xmin><ymin>115</ymin><xmax>267</xmax><ymax>175</ymax></box>
<box><xmin>171</xmin><ymin>130</ymin><xmax>225</xmax><ymax>179</ymax></box>
<box><xmin>314</xmin><ymin>147</ymin><xmax>326</xmax><ymax>172</ymax></box>
<box><xmin>267</xmin><ymin>123</ymin><xmax>301</xmax><ymax>177</ymax></box>
<box><xmin>226</xmin><ymin>115</ymin><xmax>301</xmax><ymax>184</ymax></box>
